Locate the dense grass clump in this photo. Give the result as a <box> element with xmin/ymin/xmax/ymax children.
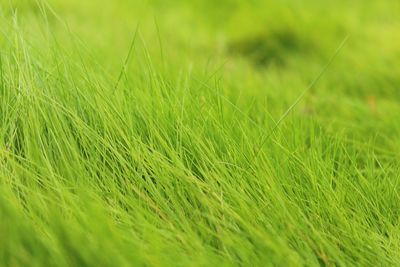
<box><xmin>1</xmin><ymin>0</ymin><xmax>400</xmax><ymax>266</ymax></box>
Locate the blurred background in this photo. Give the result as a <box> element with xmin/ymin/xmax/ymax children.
<box><xmin>2</xmin><ymin>0</ymin><xmax>400</xmax><ymax>150</ymax></box>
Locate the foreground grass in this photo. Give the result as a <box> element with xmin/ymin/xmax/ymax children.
<box><xmin>1</xmin><ymin>0</ymin><xmax>400</xmax><ymax>266</ymax></box>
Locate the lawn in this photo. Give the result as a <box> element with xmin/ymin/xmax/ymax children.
<box><xmin>1</xmin><ymin>0</ymin><xmax>400</xmax><ymax>266</ymax></box>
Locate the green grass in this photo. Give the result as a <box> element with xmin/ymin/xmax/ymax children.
<box><xmin>1</xmin><ymin>0</ymin><xmax>400</xmax><ymax>266</ymax></box>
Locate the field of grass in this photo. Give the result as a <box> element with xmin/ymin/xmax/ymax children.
<box><xmin>1</xmin><ymin>0</ymin><xmax>400</xmax><ymax>266</ymax></box>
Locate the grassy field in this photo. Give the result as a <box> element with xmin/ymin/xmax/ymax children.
<box><xmin>1</xmin><ymin>0</ymin><xmax>400</xmax><ymax>266</ymax></box>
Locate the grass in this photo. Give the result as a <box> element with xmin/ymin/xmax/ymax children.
<box><xmin>1</xmin><ymin>0</ymin><xmax>400</xmax><ymax>266</ymax></box>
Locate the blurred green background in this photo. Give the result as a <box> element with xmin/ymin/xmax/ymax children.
<box><xmin>4</xmin><ymin>0</ymin><xmax>399</xmax><ymax>141</ymax></box>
